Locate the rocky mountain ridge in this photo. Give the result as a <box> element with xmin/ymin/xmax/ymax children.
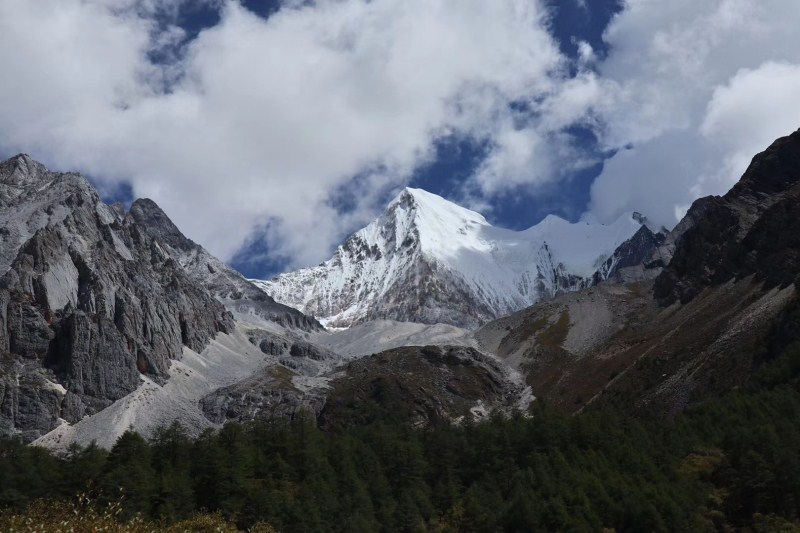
<box><xmin>127</xmin><ymin>198</ymin><xmax>322</xmax><ymax>331</ymax></box>
<box><xmin>655</xmin><ymin>129</ymin><xmax>800</xmax><ymax>305</ymax></box>
<box><xmin>0</xmin><ymin>155</ymin><xmax>233</xmax><ymax>441</ymax></box>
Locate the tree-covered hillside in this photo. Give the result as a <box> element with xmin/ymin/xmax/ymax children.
<box><xmin>1</xmin><ymin>348</ymin><xmax>798</xmax><ymax>532</ymax></box>
<box><xmin>3</xmin><ymin>315</ymin><xmax>800</xmax><ymax>532</ymax></box>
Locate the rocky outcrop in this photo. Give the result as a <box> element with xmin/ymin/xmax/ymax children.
<box><xmin>200</xmin><ymin>366</ymin><xmax>325</xmax><ymax>425</ymax></box>
<box><xmin>127</xmin><ymin>199</ymin><xmax>322</xmax><ymax>331</ymax></box>
<box><xmin>0</xmin><ymin>155</ymin><xmax>233</xmax><ymax>441</ymax></box>
<box><xmin>319</xmin><ymin>345</ymin><xmax>531</xmax><ymax>428</ymax></box>
<box><xmin>200</xmin><ymin>340</ymin><xmax>531</xmax><ymax>429</ymax></box>
<box><xmin>593</xmin><ymin>224</ymin><xmax>668</xmax><ymax>284</ymax></box>
<box><xmin>198</xmin><ymin>329</ymin><xmax>338</xmax><ymax>426</ymax></box>
<box><xmin>655</xmin><ymin>129</ymin><xmax>800</xmax><ymax>305</ymax></box>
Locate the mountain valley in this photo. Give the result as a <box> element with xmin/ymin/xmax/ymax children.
<box><xmin>2</xmin><ymin>129</ymin><xmax>800</xmax><ymax>531</ymax></box>
<box><xmin>0</xmin><ymin>128</ymin><xmax>800</xmax><ymax>462</ymax></box>
<box><xmin>3</xmin><ymin>130</ymin><xmax>800</xmax><ymax>449</ymax></box>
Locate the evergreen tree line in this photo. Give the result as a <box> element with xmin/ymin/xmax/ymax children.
<box><xmin>2</xmin><ymin>339</ymin><xmax>800</xmax><ymax>532</ymax></box>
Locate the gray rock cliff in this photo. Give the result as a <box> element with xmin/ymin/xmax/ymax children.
<box><xmin>127</xmin><ymin>198</ymin><xmax>322</xmax><ymax>331</ymax></box>
<box><xmin>0</xmin><ymin>155</ymin><xmax>233</xmax><ymax>441</ymax></box>
<box><xmin>655</xmin><ymin>129</ymin><xmax>800</xmax><ymax>304</ymax></box>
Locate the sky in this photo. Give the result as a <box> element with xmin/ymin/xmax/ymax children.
<box><xmin>1</xmin><ymin>0</ymin><xmax>800</xmax><ymax>278</ymax></box>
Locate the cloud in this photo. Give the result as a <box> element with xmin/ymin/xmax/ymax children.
<box><xmin>0</xmin><ymin>0</ymin><xmax>580</xmax><ymax>268</ymax></box>
<box><xmin>3</xmin><ymin>0</ymin><xmax>798</xmax><ymax>272</ymax></box>
<box><xmin>701</xmin><ymin>61</ymin><xmax>800</xmax><ymax>185</ymax></box>
<box><xmin>587</xmin><ymin>0</ymin><xmax>800</xmax><ymax>227</ymax></box>
<box><xmin>588</xmin><ymin>131</ymin><xmax>720</xmax><ymax>227</ymax></box>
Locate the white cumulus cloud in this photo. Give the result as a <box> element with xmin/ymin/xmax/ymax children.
<box><xmin>0</xmin><ymin>0</ymin><xmax>582</xmax><ymax>268</ymax></box>
<box><xmin>2</xmin><ymin>0</ymin><xmax>799</xmax><ymax>270</ymax></box>
<box><xmin>587</xmin><ymin>0</ymin><xmax>800</xmax><ymax>227</ymax></box>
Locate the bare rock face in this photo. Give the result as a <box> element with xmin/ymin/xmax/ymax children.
<box><xmin>127</xmin><ymin>198</ymin><xmax>322</xmax><ymax>331</ymax></box>
<box><xmin>655</xmin><ymin>129</ymin><xmax>800</xmax><ymax>305</ymax></box>
<box><xmin>0</xmin><ymin>358</ymin><xmax>69</xmax><ymax>442</ymax></box>
<box><xmin>592</xmin><ymin>224</ymin><xmax>668</xmax><ymax>284</ymax></box>
<box><xmin>0</xmin><ymin>155</ymin><xmax>233</xmax><ymax>441</ymax></box>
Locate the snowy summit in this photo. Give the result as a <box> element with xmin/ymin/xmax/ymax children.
<box><xmin>254</xmin><ymin>188</ymin><xmax>651</xmax><ymax>328</ymax></box>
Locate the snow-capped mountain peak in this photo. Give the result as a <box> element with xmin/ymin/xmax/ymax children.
<box><xmin>371</xmin><ymin>187</ymin><xmax>491</xmax><ymax>258</ymax></box>
<box><xmin>254</xmin><ymin>188</ymin><xmax>654</xmax><ymax>329</ymax></box>
<box><xmin>389</xmin><ymin>186</ymin><xmax>489</xmax><ymax>228</ymax></box>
